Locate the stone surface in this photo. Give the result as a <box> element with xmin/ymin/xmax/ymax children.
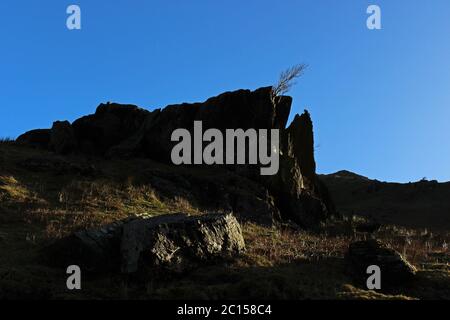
<box><xmin>141</xmin><ymin>168</ymin><xmax>280</xmax><ymax>226</ymax></box>
<box><xmin>49</xmin><ymin>121</ymin><xmax>77</xmax><ymax>155</ymax></box>
<box><xmin>16</xmin><ymin>129</ymin><xmax>51</xmax><ymax>149</ymax></box>
<box><xmin>72</xmin><ymin>103</ymin><xmax>149</xmax><ymax>155</ymax></box>
<box><xmin>265</xmin><ymin>110</ymin><xmax>333</xmax><ymax>227</ymax></box>
<box><xmin>121</xmin><ymin>213</ymin><xmax>246</xmax><ymax>273</ymax></box>
<box><xmin>44</xmin><ymin>213</ymin><xmax>245</xmax><ymax>274</ymax></box>
<box><xmin>347</xmin><ymin>239</ymin><xmax>417</xmax><ymax>285</ymax></box>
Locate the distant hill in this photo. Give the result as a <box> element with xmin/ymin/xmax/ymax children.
<box><xmin>319</xmin><ymin>171</ymin><xmax>450</xmax><ymax>231</ymax></box>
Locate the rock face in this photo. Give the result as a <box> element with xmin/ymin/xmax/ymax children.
<box><xmin>142</xmin><ymin>168</ymin><xmax>280</xmax><ymax>226</ymax></box>
<box><xmin>347</xmin><ymin>239</ymin><xmax>417</xmax><ymax>286</ymax></box>
<box><xmin>17</xmin><ymin>86</ymin><xmax>335</xmax><ymax>227</ymax></box>
<box><xmin>44</xmin><ymin>213</ymin><xmax>245</xmax><ymax>274</ymax></box>
<box><xmin>16</xmin><ymin>129</ymin><xmax>50</xmax><ymax>149</ymax></box>
<box><xmin>121</xmin><ymin>213</ymin><xmax>245</xmax><ymax>273</ymax></box>
<box><xmin>268</xmin><ymin>111</ymin><xmax>331</xmax><ymax>227</ymax></box>
<box><xmin>72</xmin><ymin>103</ymin><xmax>149</xmax><ymax>155</ymax></box>
<box><xmin>49</xmin><ymin>121</ymin><xmax>77</xmax><ymax>155</ymax></box>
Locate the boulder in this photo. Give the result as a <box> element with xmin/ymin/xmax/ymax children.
<box><xmin>121</xmin><ymin>213</ymin><xmax>245</xmax><ymax>273</ymax></box>
<box><xmin>347</xmin><ymin>239</ymin><xmax>417</xmax><ymax>286</ymax></box>
<box><xmin>49</xmin><ymin>121</ymin><xmax>77</xmax><ymax>155</ymax></box>
<box><xmin>44</xmin><ymin>213</ymin><xmax>245</xmax><ymax>274</ymax></box>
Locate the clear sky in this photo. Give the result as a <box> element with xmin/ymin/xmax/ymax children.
<box><xmin>0</xmin><ymin>1</ymin><xmax>449</xmax><ymax>182</ymax></box>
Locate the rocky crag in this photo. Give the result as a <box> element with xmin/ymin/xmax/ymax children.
<box><xmin>17</xmin><ymin>86</ymin><xmax>334</xmax><ymax>228</ymax></box>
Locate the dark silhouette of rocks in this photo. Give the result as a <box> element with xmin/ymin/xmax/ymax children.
<box><xmin>16</xmin><ymin>129</ymin><xmax>50</xmax><ymax>149</ymax></box>
<box><xmin>347</xmin><ymin>239</ymin><xmax>417</xmax><ymax>286</ymax></box>
<box><xmin>16</xmin><ymin>86</ymin><xmax>335</xmax><ymax>228</ymax></box>
<box><xmin>73</xmin><ymin>103</ymin><xmax>148</xmax><ymax>156</ymax></box>
<box><xmin>49</xmin><ymin>121</ymin><xmax>77</xmax><ymax>155</ymax></box>
<box><xmin>44</xmin><ymin>213</ymin><xmax>245</xmax><ymax>274</ymax></box>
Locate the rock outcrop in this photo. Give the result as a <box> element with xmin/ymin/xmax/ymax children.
<box><xmin>49</xmin><ymin>121</ymin><xmax>77</xmax><ymax>155</ymax></box>
<box><xmin>17</xmin><ymin>86</ymin><xmax>335</xmax><ymax>227</ymax></box>
<box><xmin>141</xmin><ymin>167</ymin><xmax>280</xmax><ymax>226</ymax></box>
<box><xmin>346</xmin><ymin>239</ymin><xmax>417</xmax><ymax>286</ymax></box>
<box><xmin>16</xmin><ymin>129</ymin><xmax>50</xmax><ymax>149</ymax></box>
<box><xmin>44</xmin><ymin>213</ymin><xmax>245</xmax><ymax>274</ymax></box>
<box><xmin>72</xmin><ymin>103</ymin><xmax>149</xmax><ymax>155</ymax></box>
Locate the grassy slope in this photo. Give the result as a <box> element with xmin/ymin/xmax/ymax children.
<box><xmin>0</xmin><ymin>143</ymin><xmax>449</xmax><ymax>300</ymax></box>
<box><xmin>319</xmin><ymin>171</ymin><xmax>450</xmax><ymax>231</ymax></box>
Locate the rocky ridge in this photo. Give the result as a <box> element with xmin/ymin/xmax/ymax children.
<box><xmin>17</xmin><ymin>86</ymin><xmax>335</xmax><ymax>227</ymax></box>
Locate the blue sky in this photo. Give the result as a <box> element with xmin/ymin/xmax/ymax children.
<box><xmin>0</xmin><ymin>1</ymin><xmax>449</xmax><ymax>182</ymax></box>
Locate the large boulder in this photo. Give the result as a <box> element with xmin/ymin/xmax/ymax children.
<box><xmin>44</xmin><ymin>213</ymin><xmax>245</xmax><ymax>274</ymax></box>
<box><xmin>347</xmin><ymin>239</ymin><xmax>417</xmax><ymax>286</ymax></box>
<box><xmin>121</xmin><ymin>213</ymin><xmax>245</xmax><ymax>273</ymax></box>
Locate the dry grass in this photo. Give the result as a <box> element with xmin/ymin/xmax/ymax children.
<box><xmin>168</xmin><ymin>195</ymin><xmax>202</xmax><ymax>214</ymax></box>
<box><xmin>0</xmin><ymin>137</ymin><xmax>15</xmax><ymax>145</ymax></box>
<box><xmin>56</xmin><ymin>179</ymin><xmax>163</xmax><ymax>213</ymax></box>
<box><xmin>242</xmin><ymin>220</ymin><xmax>449</xmax><ymax>269</ymax></box>
<box><xmin>241</xmin><ymin>223</ymin><xmax>350</xmax><ymax>267</ymax></box>
<box><xmin>0</xmin><ymin>175</ymin><xmax>33</xmax><ymax>202</ymax></box>
<box><xmin>0</xmin><ymin>143</ymin><xmax>448</xmax><ymax>300</ymax></box>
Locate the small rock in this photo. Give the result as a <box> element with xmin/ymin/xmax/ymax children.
<box><xmin>347</xmin><ymin>239</ymin><xmax>417</xmax><ymax>286</ymax></box>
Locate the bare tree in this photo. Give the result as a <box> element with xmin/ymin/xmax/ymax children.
<box><xmin>271</xmin><ymin>64</ymin><xmax>307</xmax><ymax>107</ymax></box>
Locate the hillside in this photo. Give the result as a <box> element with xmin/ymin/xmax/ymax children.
<box><xmin>320</xmin><ymin>171</ymin><xmax>450</xmax><ymax>231</ymax></box>
<box><xmin>0</xmin><ymin>87</ymin><xmax>449</xmax><ymax>300</ymax></box>
<box><xmin>0</xmin><ymin>141</ymin><xmax>449</xmax><ymax>299</ymax></box>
